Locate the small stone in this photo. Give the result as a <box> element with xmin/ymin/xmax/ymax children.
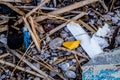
<box><xmin>59</xmin><ymin>63</ymin><xmax>70</xmax><ymax>71</ymax></box>
<box><xmin>1</xmin><ymin>75</ymin><xmax>5</xmax><ymax>79</ymax></box>
<box><xmin>65</xmin><ymin>52</ymin><xmax>71</xmax><ymax>56</ymax></box>
<box><xmin>33</xmin><ymin>63</ymin><xmax>40</xmax><ymax>69</ymax></box>
<box><xmin>72</xmin><ymin>59</ymin><xmax>76</xmax><ymax>63</ymax></box>
<box><xmin>116</xmin><ymin>35</ymin><xmax>120</xmax><ymax>45</ymax></box>
<box><xmin>40</xmin><ymin>53</ymin><xmax>50</xmax><ymax>60</ymax></box>
<box><xmin>112</xmin><ymin>15</ymin><xmax>120</xmax><ymax>23</ymax></box>
<box><xmin>65</xmin><ymin>70</ymin><xmax>76</xmax><ymax>78</ymax></box>
<box><xmin>49</xmin><ymin>38</ymin><xmax>64</xmax><ymax>49</ymax></box>
<box><xmin>34</xmin><ymin>77</ymin><xmax>40</xmax><ymax>80</ymax></box>
<box><xmin>46</xmin><ymin>36</ymin><xmax>51</xmax><ymax>43</ymax></box>
<box><xmin>5</xmin><ymin>70</ymin><xmax>11</xmax><ymax>78</ymax></box>
<box><xmin>50</xmin><ymin>71</ymin><xmax>56</xmax><ymax>77</ymax></box>
<box><xmin>89</xmin><ymin>19</ymin><xmax>95</xmax><ymax>25</ymax></box>
<box><xmin>26</xmin><ymin>66</ymin><xmax>31</xmax><ymax>70</ymax></box>
<box><xmin>60</xmin><ymin>32</ymin><xmax>68</xmax><ymax>39</ymax></box>
<box><xmin>0</xmin><ymin>38</ymin><xmax>7</xmax><ymax>44</ymax></box>
<box><xmin>32</xmin><ymin>49</ymin><xmax>38</xmax><ymax>54</ymax></box>
<box><xmin>103</xmin><ymin>15</ymin><xmax>112</xmax><ymax>21</ymax></box>
<box><xmin>0</xmin><ymin>49</ymin><xmax>3</xmax><ymax>54</ymax></box>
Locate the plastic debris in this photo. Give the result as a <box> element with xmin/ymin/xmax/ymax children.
<box><xmin>62</xmin><ymin>40</ymin><xmax>80</xmax><ymax>50</ymax></box>
<box><xmin>23</xmin><ymin>26</ymin><xmax>31</xmax><ymax>49</ymax></box>
<box><xmin>92</xmin><ymin>23</ymin><xmax>111</xmax><ymax>48</ymax></box>
<box><xmin>95</xmin><ymin>23</ymin><xmax>111</xmax><ymax>37</ymax></box>
<box><xmin>67</xmin><ymin>22</ymin><xmax>103</xmax><ymax>58</ymax></box>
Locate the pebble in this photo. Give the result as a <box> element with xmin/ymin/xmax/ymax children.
<box><xmin>5</xmin><ymin>70</ymin><xmax>11</xmax><ymax>78</ymax></box>
<box><xmin>26</xmin><ymin>66</ymin><xmax>32</xmax><ymax>70</ymax></box>
<box><xmin>0</xmin><ymin>38</ymin><xmax>7</xmax><ymax>44</ymax></box>
<box><xmin>1</xmin><ymin>75</ymin><xmax>5</xmax><ymax>79</ymax></box>
<box><xmin>0</xmin><ymin>49</ymin><xmax>3</xmax><ymax>54</ymax></box>
<box><xmin>33</xmin><ymin>63</ymin><xmax>40</xmax><ymax>69</ymax></box>
<box><xmin>40</xmin><ymin>53</ymin><xmax>50</xmax><ymax>60</ymax></box>
<box><xmin>50</xmin><ymin>71</ymin><xmax>56</xmax><ymax>77</ymax></box>
<box><xmin>34</xmin><ymin>77</ymin><xmax>40</xmax><ymax>80</ymax></box>
<box><xmin>116</xmin><ymin>35</ymin><xmax>120</xmax><ymax>45</ymax></box>
<box><xmin>65</xmin><ymin>70</ymin><xmax>76</xmax><ymax>78</ymax></box>
<box><xmin>59</xmin><ymin>63</ymin><xmax>70</xmax><ymax>71</ymax></box>
<box><xmin>103</xmin><ymin>15</ymin><xmax>112</xmax><ymax>21</ymax></box>
<box><xmin>112</xmin><ymin>15</ymin><xmax>120</xmax><ymax>23</ymax></box>
<box><xmin>49</xmin><ymin>38</ymin><xmax>64</xmax><ymax>49</ymax></box>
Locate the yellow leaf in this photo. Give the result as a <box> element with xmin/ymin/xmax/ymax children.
<box><xmin>62</xmin><ymin>40</ymin><xmax>80</xmax><ymax>50</ymax></box>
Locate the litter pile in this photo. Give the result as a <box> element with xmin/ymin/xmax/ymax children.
<box><xmin>0</xmin><ymin>0</ymin><xmax>120</xmax><ymax>80</ymax></box>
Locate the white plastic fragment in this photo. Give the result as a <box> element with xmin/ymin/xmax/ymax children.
<box><xmin>92</xmin><ymin>36</ymin><xmax>109</xmax><ymax>48</ymax></box>
<box><xmin>67</xmin><ymin>22</ymin><xmax>103</xmax><ymax>58</ymax></box>
<box><xmin>65</xmin><ymin>70</ymin><xmax>76</xmax><ymax>78</ymax></box>
<box><xmin>92</xmin><ymin>23</ymin><xmax>110</xmax><ymax>48</ymax></box>
<box><xmin>95</xmin><ymin>23</ymin><xmax>111</xmax><ymax>37</ymax></box>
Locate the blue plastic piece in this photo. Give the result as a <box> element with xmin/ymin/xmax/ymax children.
<box><xmin>23</xmin><ymin>28</ymin><xmax>31</xmax><ymax>49</ymax></box>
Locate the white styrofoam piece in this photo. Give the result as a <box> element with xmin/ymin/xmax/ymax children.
<box><xmin>96</xmin><ymin>23</ymin><xmax>111</xmax><ymax>37</ymax></box>
<box><xmin>67</xmin><ymin>22</ymin><xmax>103</xmax><ymax>58</ymax></box>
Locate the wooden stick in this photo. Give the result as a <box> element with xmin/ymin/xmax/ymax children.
<box><xmin>35</xmin><ymin>0</ymin><xmax>99</xmax><ymax>22</ymax></box>
<box><xmin>11</xmin><ymin>42</ymin><xmax>33</xmax><ymax>77</ymax></box>
<box><xmin>78</xmin><ymin>19</ymin><xmax>96</xmax><ymax>32</ymax></box>
<box><xmin>0</xmin><ymin>53</ymin><xmax>10</xmax><ymax>59</ymax></box>
<box><xmin>74</xmin><ymin>54</ymin><xmax>82</xmax><ymax>73</ymax></box>
<box><xmin>54</xmin><ymin>46</ymin><xmax>89</xmax><ymax>59</ymax></box>
<box><xmin>16</xmin><ymin>6</ymin><xmax>58</xmax><ymax>10</ymax></box>
<box><xmin>52</xmin><ymin>55</ymin><xmax>75</xmax><ymax>66</ymax></box>
<box><xmin>0</xmin><ymin>0</ymin><xmax>22</xmax><ymax>2</ymax></box>
<box><xmin>110</xmin><ymin>0</ymin><xmax>115</xmax><ymax>11</ymax></box>
<box><xmin>44</xmin><ymin>13</ymin><xmax>95</xmax><ymax>41</ymax></box>
<box><xmin>36</xmin><ymin>24</ymin><xmax>45</xmax><ymax>34</ymax></box>
<box><xmin>0</xmin><ymin>25</ymin><xmax>8</xmax><ymax>33</ymax></box>
<box><xmin>99</xmin><ymin>0</ymin><xmax>108</xmax><ymax>12</ymax></box>
<box><xmin>53</xmin><ymin>0</ymin><xmax>57</xmax><ymax>7</ymax></box>
<box><xmin>23</xmin><ymin>17</ymin><xmax>40</xmax><ymax>51</ymax></box>
<box><xmin>52</xmin><ymin>55</ymin><xmax>87</xmax><ymax>66</ymax></box>
<box><xmin>0</xmin><ymin>60</ymin><xmax>45</xmax><ymax>78</ymax></box>
<box><xmin>29</xmin><ymin>16</ymin><xmax>40</xmax><ymax>43</ymax></box>
<box><xmin>24</xmin><ymin>53</ymin><xmax>65</xmax><ymax>79</ymax></box>
<box><xmin>0</xmin><ymin>2</ymin><xmax>25</xmax><ymax>15</ymax></box>
<box><xmin>13</xmin><ymin>0</ymin><xmax>50</xmax><ymax>27</ymax></box>
<box><xmin>0</xmin><ymin>20</ymin><xmax>8</xmax><ymax>25</ymax></box>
